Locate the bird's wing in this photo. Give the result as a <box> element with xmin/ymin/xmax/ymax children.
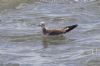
<box><xmin>46</xmin><ymin>29</ymin><xmax>65</xmax><ymax>35</ymax></box>
<box><xmin>63</xmin><ymin>24</ymin><xmax>78</xmax><ymax>32</ymax></box>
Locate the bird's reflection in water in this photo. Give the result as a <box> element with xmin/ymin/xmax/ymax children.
<box><xmin>42</xmin><ymin>35</ymin><xmax>66</xmax><ymax>48</ymax></box>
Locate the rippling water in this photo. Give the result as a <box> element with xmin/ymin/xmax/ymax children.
<box><xmin>0</xmin><ymin>0</ymin><xmax>100</xmax><ymax>66</ymax></box>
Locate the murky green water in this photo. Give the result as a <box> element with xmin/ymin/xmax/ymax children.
<box><xmin>0</xmin><ymin>0</ymin><xmax>100</xmax><ymax>66</ymax></box>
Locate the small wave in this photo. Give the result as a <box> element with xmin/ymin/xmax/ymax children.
<box><xmin>0</xmin><ymin>0</ymin><xmax>39</xmax><ymax>11</ymax></box>
<box><xmin>0</xmin><ymin>0</ymin><xmax>98</xmax><ymax>12</ymax></box>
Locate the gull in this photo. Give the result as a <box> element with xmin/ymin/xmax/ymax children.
<box><xmin>38</xmin><ymin>22</ymin><xmax>78</xmax><ymax>35</ymax></box>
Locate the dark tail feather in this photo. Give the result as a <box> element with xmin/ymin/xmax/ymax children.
<box><xmin>64</xmin><ymin>24</ymin><xmax>78</xmax><ymax>33</ymax></box>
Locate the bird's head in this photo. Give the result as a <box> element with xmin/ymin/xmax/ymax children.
<box><xmin>38</xmin><ymin>21</ymin><xmax>45</xmax><ymax>28</ymax></box>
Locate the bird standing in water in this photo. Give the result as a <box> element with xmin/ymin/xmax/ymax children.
<box><xmin>39</xmin><ymin>22</ymin><xmax>78</xmax><ymax>35</ymax></box>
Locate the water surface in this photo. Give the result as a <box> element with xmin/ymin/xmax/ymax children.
<box><xmin>0</xmin><ymin>0</ymin><xmax>100</xmax><ymax>66</ymax></box>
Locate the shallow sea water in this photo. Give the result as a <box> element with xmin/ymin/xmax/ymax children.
<box><xmin>0</xmin><ymin>0</ymin><xmax>100</xmax><ymax>66</ymax></box>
